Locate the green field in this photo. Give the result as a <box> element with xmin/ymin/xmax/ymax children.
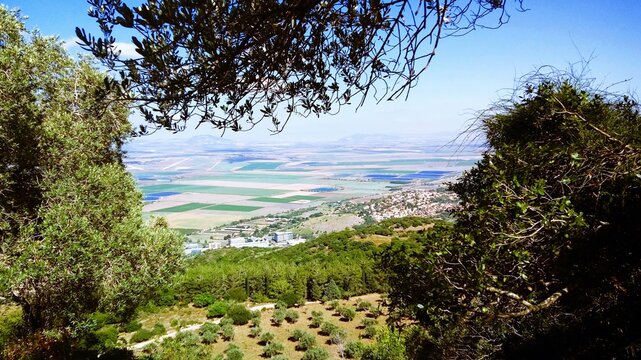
<box><xmin>202</xmin><ymin>204</ymin><xmax>262</xmax><ymax>212</ymax></box>
<box><xmin>238</xmin><ymin>162</ymin><xmax>282</xmax><ymax>170</ymax></box>
<box><xmin>189</xmin><ymin>173</ymin><xmax>310</xmax><ymax>183</ymax></box>
<box><xmin>141</xmin><ymin>184</ymin><xmax>286</xmax><ymax>196</ymax></box>
<box><xmin>155</xmin><ymin>203</ymin><xmax>213</xmax><ymax>212</ymax></box>
<box><xmin>251</xmin><ymin>195</ymin><xmax>322</xmax><ymax>203</ymax></box>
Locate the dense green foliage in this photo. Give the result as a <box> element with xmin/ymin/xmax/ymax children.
<box><xmin>0</xmin><ymin>6</ymin><xmax>183</xmax><ymax>354</ymax></box>
<box><xmin>225</xmin><ymin>304</ymin><xmax>253</xmax><ymax>326</ymax></box>
<box><xmin>381</xmin><ymin>80</ymin><xmax>641</xmax><ymax>358</ymax></box>
<box><xmin>169</xmin><ymin>227</ymin><xmax>388</xmax><ymax>305</ymax></box>
<box><xmin>79</xmin><ymin>0</ymin><xmax>517</xmax><ymax>134</ymax></box>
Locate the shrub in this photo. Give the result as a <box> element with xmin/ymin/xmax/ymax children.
<box><xmin>330</xmin><ymin>328</ymin><xmax>347</xmax><ymax>345</ymax></box>
<box><xmin>226</xmin><ymin>304</ymin><xmax>253</xmax><ymax>325</ymax></box>
<box><xmin>91</xmin><ymin>325</ymin><xmax>119</xmax><ymax>350</ymax></box>
<box><xmin>361</xmin><ymin>318</ymin><xmax>377</xmax><ymax>328</ymax></box>
<box><xmin>152</xmin><ymin>322</ymin><xmax>167</xmax><ymax>336</ymax></box>
<box><xmin>170</xmin><ymin>319</ymin><xmax>179</xmax><ymax>329</ymax></box>
<box><xmin>361</xmin><ymin>327</ymin><xmax>407</xmax><ymax>360</ymax></box>
<box><xmin>279</xmin><ymin>291</ymin><xmax>302</xmax><ymax>308</ymax></box>
<box><xmin>320</xmin><ymin>322</ymin><xmax>339</xmax><ymax>336</ymax></box>
<box><xmin>270</xmin><ymin>356</ymin><xmax>289</xmax><ymax>360</ymax></box>
<box><xmin>263</xmin><ymin>341</ymin><xmax>285</xmax><ymax>357</ymax></box>
<box><xmin>290</xmin><ymin>329</ymin><xmax>306</xmax><ymax>341</ymax></box>
<box><xmin>368</xmin><ymin>306</ymin><xmax>382</xmax><ymax>318</ymax></box>
<box><xmin>193</xmin><ymin>293</ymin><xmax>216</xmax><ymax>308</ymax></box>
<box><xmin>90</xmin><ymin>312</ymin><xmax>119</xmax><ymax>328</ymax></box>
<box><xmin>200</xmin><ymin>322</ymin><xmax>220</xmax><ymax>335</ymax></box>
<box><xmin>221</xmin><ymin>324</ymin><xmax>235</xmax><ymax>341</ymax></box>
<box><xmin>120</xmin><ymin>320</ymin><xmax>142</xmax><ymax>333</ymax></box>
<box><xmin>345</xmin><ymin>341</ymin><xmax>368</xmax><ymax>359</ymax></box>
<box><xmin>130</xmin><ymin>328</ymin><xmax>154</xmax><ymax>344</ymax></box>
<box><xmin>260</xmin><ymin>332</ymin><xmax>274</xmax><ymax>344</ymax></box>
<box><xmin>339</xmin><ymin>307</ymin><xmax>357</xmax><ymax>321</ymax></box>
<box><xmin>225</xmin><ymin>287</ymin><xmax>248</xmax><ymax>302</ymax></box>
<box><xmin>327</xmin><ymin>300</ymin><xmax>340</xmax><ymax>311</ymax></box>
<box><xmin>355</xmin><ymin>300</ymin><xmax>372</xmax><ymax>312</ymax></box>
<box><xmin>310</xmin><ymin>314</ymin><xmax>323</xmax><ymax>328</ymax></box>
<box><xmin>362</xmin><ymin>325</ymin><xmax>377</xmax><ymax>339</ymax></box>
<box><xmin>201</xmin><ymin>329</ymin><xmax>219</xmax><ymax>344</ymax></box>
<box><xmin>275</xmin><ymin>301</ymin><xmax>288</xmax><ymax>310</ymax></box>
<box><xmin>250</xmin><ymin>316</ymin><xmax>261</xmax><ymax>328</ymax></box>
<box><xmin>285</xmin><ymin>309</ymin><xmax>299</xmax><ymax>323</ymax></box>
<box><xmin>226</xmin><ymin>345</ymin><xmax>244</xmax><ymax>360</ymax></box>
<box><xmin>297</xmin><ymin>333</ymin><xmax>317</xmax><ymax>351</ymax></box>
<box><xmin>207</xmin><ymin>301</ymin><xmax>230</xmax><ymax>318</ymax></box>
<box><xmin>220</xmin><ymin>317</ymin><xmax>234</xmax><ymax>327</ymax></box>
<box><xmin>249</xmin><ymin>326</ymin><xmax>262</xmax><ymax>338</ymax></box>
<box><xmin>272</xmin><ymin>308</ymin><xmax>286</xmax><ymax>326</ymax></box>
<box><xmin>302</xmin><ymin>347</ymin><xmax>330</xmax><ymax>360</ymax></box>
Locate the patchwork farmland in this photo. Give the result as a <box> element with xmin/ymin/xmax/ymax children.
<box><xmin>126</xmin><ymin>135</ymin><xmax>480</xmax><ymax>229</ymax></box>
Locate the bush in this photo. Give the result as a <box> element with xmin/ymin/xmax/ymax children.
<box><xmin>279</xmin><ymin>291</ymin><xmax>302</xmax><ymax>308</ymax></box>
<box><xmin>120</xmin><ymin>320</ymin><xmax>142</xmax><ymax>333</ymax></box>
<box><xmin>219</xmin><ymin>317</ymin><xmax>234</xmax><ymax>327</ymax></box>
<box><xmin>170</xmin><ymin>319</ymin><xmax>179</xmax><ymax>329</ymax></box>
<box><xmin>320</xmin><ymin>322</ymin><xmax>339</xmax><ymax>336</ymax></box>
<box><xmin>297</xmin><ymin>333</ymin><xmax>317</xmax><ymax>351</ymax></box>
<box><xmin>302</xmin><ymin>347</ymin><xmax>330</xmax><ymax>360</ymax></box>
<box><xmin>249</xmin><ymin>326</ymin><xmax>262</xmax><ymax>338</ymax></box>
<box><xmin>310</xmin><ymin>314</ymin><xmax>323</xmax><ymax>328</ymax></box>
<box><xmin>327</xmin><ymin>300</ymin><xmax>340</xmax><ymax>311</ymax></box>
<box><xmin>225</xmin><ymin>287</ymin><xmax>248</xmax><ymax>302</ymax></box>
<box><xmin>221</xmin><ymin>324</ymin><xmax>235</xmax><ymax>341</ymax></box>
<box><xmin>345</xmin><ymin>341</ymin><xmax>368</xmax><ymax>359</ymax></box>
<box><xmin>260</xmin><ymin>332</ymin><xmax>274</xmax><ymax>344</ymax></box>
<box><xmin>250</xmin><ymin>316</ymin><xmax>261</xmax><ymax>328</ymax></box>
<box><xmin>368</xmin><ymin>306</ymin><xmax>382</xmax><ymax>318</ymax></box>
<box><xmin>192</xmin><ymin>293</ymin><xmax>216</xmax><ymax>308</ymax></box>
<box><xmin>263</xmin><ymin>341</ymin><xmax>285</xmax><ymax>357</ymax></box>
<box><xmin>270</xmin><ymin>356</ymin><xmax>289</xmax><ymax>360</ymax></box>
<box><xmin>89</xmin><ymin>312</ymin><xmax>120</xmax><ymax>328</ymax></box>
<box><xmin>285</xmin><ymin>309</ymin><xmax>299</xmax><ymax>323</ymax></box>
<box><xmin>226</xmin><ymin>346</ymin><xmax>244</xmax><ymax>360</ymax></box>
<box><xmin>91</xmin><ymin>325</ymin><xmax>119</xmax><ymax>350</ymax></box>
<box><xmin>330</xmin><ymin>328</ymin><xmax>347</xmax><ymax>345</ymax></box>
<box><xmin>152</xmin><ymin>322</ymin><xmax>167</xmax><ymax>336</ymax></box>
<box><xmin>361</xmin><ymin>327</ymin><xmax>407</xmax><ymax>360</ymax></box>
<box><xmin>355</xmin><ymin>300</ymin><xmax>372</xmax><ymax>312</ymax></box>
<box><xmin>272</xmin><ymin>308</ymin><xmax>286</xmax><ymax>326</ymax></box>
<box><xmin>201</xmin><ymin>329</ymin><xmax>219</xmax><ymax>344</ymax></box>
<box><xmin>290</xmin><ymin>329</ymin><xmax>306</xmax><ymax>341</ymax></box>
<box><xmin>361</xmin><ymin>318</ymin><xmax>377</xmax><ymax>328</ymax></box>
<box><xmin>207</xmin><ymin>301</ymin><xmax>230</xmax><ymax>318</ymax></box>
<box><xmin>130</xmin><ymin>328</ymin><xmax>154</xmax><ymax>344</ymax></box>
<box><xmin>339</xmin><ymin>307</ymin><xmax>357</xmax><ymax>321</ymax></box>
<box><xmin>362</xmin><ymin>325</ymin><xmax>377</xmax><ymax>339</ymax></box>
<box><xmin>200</xmin><ymin>322</ymin><xmax>220</xmax><ymax>335</ymax></box>
<box><xmin>226</xmin><ymin>304</ymin><xmax>253</xmax><ymax>325</ymax></box>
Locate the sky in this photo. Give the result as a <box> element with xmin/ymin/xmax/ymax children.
<box><xmin>3</xmin><ymin>1</ymin><xmax>641</xmax><ymax>143</ymax></box>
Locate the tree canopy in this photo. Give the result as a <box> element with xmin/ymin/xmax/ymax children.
<box><xmin>0</xmin><ymin>6</ymin><xmax>183</xmax><ymax>355</ymax></box>
<box><xmin>380</xmin><ymin>76</ymin><xmax>641</xmax><ymax>358</ymax></box>
<box><xmin>78</xmin><ymin>0</ymin><xmax>523</xmax><ymax>134</ymax></box>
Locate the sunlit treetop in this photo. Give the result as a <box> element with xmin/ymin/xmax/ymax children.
<box><xmin>78</xmin><ymin>0</ymin><xmax>524</xmax><ymax>135</ymax></box>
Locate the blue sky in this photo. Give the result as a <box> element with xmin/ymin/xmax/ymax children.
<box><xmin>4</xmin><ymin>1</ymin><xmax>641</xmax><ymax>142</ymax></box>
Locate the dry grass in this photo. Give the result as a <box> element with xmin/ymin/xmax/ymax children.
<box><xmin>204</xmin><ymin>294</ymin><xmax>386</xmax><ymax>359</ymax></box>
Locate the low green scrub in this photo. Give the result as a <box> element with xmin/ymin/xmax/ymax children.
<box><xmin>226</xmin><ymin>304</ymin><xmax>253</xmax><ymax>325</ymax></box>
<box><xmin>207</xmin><ymin>301</ymin><xmax>230</xmax><ymax>318</ymax></box>
<box><xmin>130</xmin><ymin>328</ymin><xmax>154</xmax><ymax>344</ymax></box>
